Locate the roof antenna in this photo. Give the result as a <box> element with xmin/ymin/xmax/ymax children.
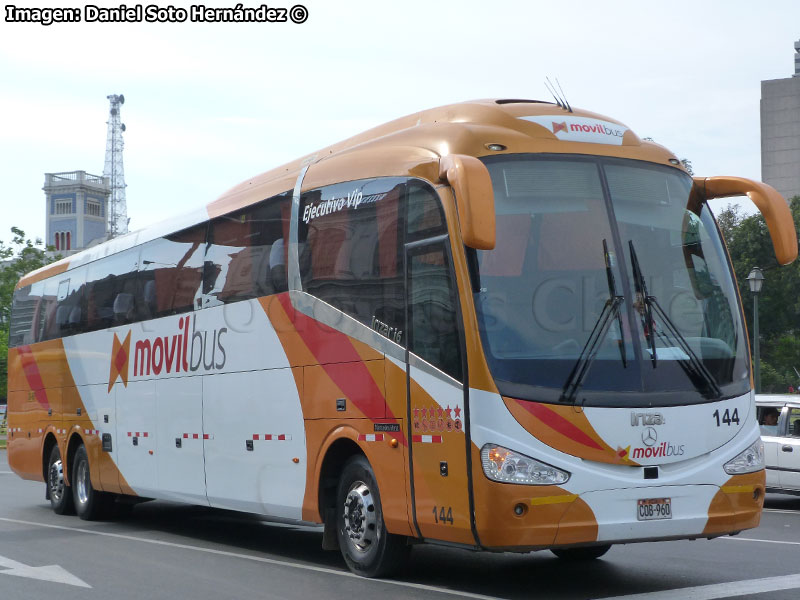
<box><xmin>544</xmin><ymin>77</ymin><xmax>564</xmax><ymax>110</ymax></box>
<box><xmin>556</xmin><ymin>78</ymin><xmax>572</xmax><ymax>113</ymax></box>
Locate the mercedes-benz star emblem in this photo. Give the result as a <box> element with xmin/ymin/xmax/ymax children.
<box><xmin>642</xmin><ymin>427</ymin><xmax>658</xmax><ymax>447</ymax></box>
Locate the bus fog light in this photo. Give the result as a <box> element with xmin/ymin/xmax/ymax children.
<box><xmin>723</xmin><ymin>439</ymin><xmax>765</xmax><ymax>475</ymax></box>
<box><xmin>480</xmin><ymin>444</ymin><xmax>570</xmax><ymax>485</ymax></box>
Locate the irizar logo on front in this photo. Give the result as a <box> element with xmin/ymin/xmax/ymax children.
<box><xmin>108</xmin><ymin>315</ymin><xmax>228</xmax><ymax>390</ymax></box>
<box><xmin>631</xmin><ymin>412</ymin><xmax>665</xmax><ymax>426</ymax></box>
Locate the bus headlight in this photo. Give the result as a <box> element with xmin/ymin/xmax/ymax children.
<box><xmin>480</xmin><ymin>444</ymin><xmax>570</xmax><ymax>485</ymax></box>
<box><xmin>723</xmin><ymin>439</ymin><xmax>765</xmax><ymax>475</ymax></box>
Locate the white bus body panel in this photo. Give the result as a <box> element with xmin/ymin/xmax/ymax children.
<box><xmin>62</xmin><ymin>299</ymin><xmax>308</xmax><ymax>517</ymax></box>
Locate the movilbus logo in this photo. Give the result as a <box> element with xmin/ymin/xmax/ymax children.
<box><xmin>108</xmin><ymin>315</ymin><xmax>228</xmax><ymax>392</ymax></box>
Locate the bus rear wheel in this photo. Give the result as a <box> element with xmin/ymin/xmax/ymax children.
<box><xmin>47</xmin><ymin>444</ymin><xmax>75</xmax><ymax>515</ymax></box>
<box><xmin>336</xmin><ymin>455</ymin><xmax>408</xmax><ymax>577</ymax></box>
<box><xmin>551</xmin><ymin>544</ymin><xmax>611</xmax><ymax>560</ymax></box>
<box><xmin>72</xmin><ymin>444</ymin><xmax>112</xmax><ymax>520</ymax></box>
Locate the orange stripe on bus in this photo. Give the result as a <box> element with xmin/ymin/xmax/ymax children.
<box><xmin>517</xmin><ymin>400</ymin><xmax>603</xmax><ymax>450</ymax></box>
<box><xmin>275</xmin><ymin>293</ymin><xmax>407</xmax><ymax>446</ymax></box>
<box><xmin>16</xmin><ymin>346</ymin><xmax>50</xmax><ymax>410</ymax></box>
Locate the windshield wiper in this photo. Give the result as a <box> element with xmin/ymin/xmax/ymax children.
<box><xmin>628</xmin><ymin>241</ymin><xmax>722</xmax><ymax>398</ymax></box>
<box><xmin>603</xmin><ymin>239</ymin><xmax>628</xmax><ymax>369</ymax></box>
<box><xmin>629</xmin><ymin>240</ymin><xmax>657</xmax><ymax>366</ymax></box>
<box><xmin>560</xmin><ymin>240</ymin><xmax>625</xmax><ymax>404</ymax></box>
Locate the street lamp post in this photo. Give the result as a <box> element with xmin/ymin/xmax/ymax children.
<box><xmin>747</xmin><ymin>267</ymin><xmax>765</xmax><ymax>393</ymax></box>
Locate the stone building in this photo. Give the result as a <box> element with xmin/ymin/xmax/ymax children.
<box><xmin>760</xmin><ymin>40</ymin><xmax>800</xmax><ymax>201</ymax></box>
<box><xmin>43</xmin><ymin>170</ymin><xmax>110</xmax><ymax>254</ymax></box>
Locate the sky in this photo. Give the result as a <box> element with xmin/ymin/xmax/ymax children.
<box><xmin>0</xmin><ymin>0</ymin><xmax>798</xmax><ymax>246</ymax></box>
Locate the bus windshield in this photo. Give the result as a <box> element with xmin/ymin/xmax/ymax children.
<box><xmin>475</xmin><ymin>155</ymin><xmax>749</xmax><ymax>407</ymax></box>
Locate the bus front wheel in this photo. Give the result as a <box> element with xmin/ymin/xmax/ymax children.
<box><xmin>72</xmin><ymin>444</ymin><xmax>112</xmax><ymax>520</ymax></box>
<box><xmin>335</xmin><ymin>455</ymin><xmax>408</xmax><ymax>577</ymax></box>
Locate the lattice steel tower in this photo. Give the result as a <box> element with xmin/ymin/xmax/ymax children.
<box><xmin>104</xmin><ymin>93</ymin><xmax>129</xmax><ymax>237</ymax></box>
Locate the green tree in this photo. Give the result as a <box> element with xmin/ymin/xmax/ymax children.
<box><xmin>717</xmin><ymin>196</ymin><xmax>800</xmax><ymax>393</ymax></box>
<box><xmin>0</xmin><ymin>227</ymin><xmax>59</xmax><ymax>399</ymax></box>
<box><xmin>763</xmin><ymin>335</ymin><xmax>800</xmax><ymax>391</ymax></box>
<box><xmin>714</xmin><ymin>203</ymin><xmax>743</xmax><ymax>244</ymax></box>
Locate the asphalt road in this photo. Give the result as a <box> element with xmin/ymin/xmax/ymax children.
<box><xmin>1</xmin><ymin>449</ymin><xmax>799</xmax><ymax>600</ymax></box>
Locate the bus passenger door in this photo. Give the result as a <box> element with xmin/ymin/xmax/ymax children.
<box><xmin>406</xmin><ymin>240</ymin><xmax>474</xmax><ymax>545</ymax></box>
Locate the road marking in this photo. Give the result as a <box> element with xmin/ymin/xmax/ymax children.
<box><xmin>721</xmin><ymin>536</ymin><xmax>800</xmax><ymax>547</ymax></box>
<box><xmin>764</xmin><ymin>508</ymin><xmax>800</xmax><ymax>515</ymax></box>
<box><xmin>0</xmin><ymin>554</ymin><xmax>91</xmax><ymax>588</ymax></box>
<box><xmin>0</xmin><ymin>517</ymin><xmax>500</xmax><ymax>600</ymax></box>
<box><xmin>596</xmin><ymin>573</ymin><xmax>800</xmax><ymax>600</ymax></box>
<box><xmin>0</xmin><ymin>472</ymin><xmax>14</xmax><ymax>475</ymax></box>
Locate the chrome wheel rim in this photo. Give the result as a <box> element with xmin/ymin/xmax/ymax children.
<box><xmin>75</xmin><ymin>458</ymin><xmax>89</xmax><ymax>505</ymax></box>
<box><xmin>48</xmin><ymin>458</ymin><xmax>65</xmax><ymax>503</ymax></box>
<box><xmin>343</xmin><ymin>481</ymin><xmax>377</xmax><ymax>553</ymax></box>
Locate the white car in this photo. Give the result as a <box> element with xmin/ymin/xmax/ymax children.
<box><xmin>756</xmin><ymin>395</ymin><xmax>800</xmax><ymax>495</ymax></box>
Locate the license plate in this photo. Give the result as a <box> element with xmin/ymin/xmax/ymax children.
<box><xmin>637</xmin><ymin>497</ymin><xmax>672</xmax><ymax>521</ymax></box>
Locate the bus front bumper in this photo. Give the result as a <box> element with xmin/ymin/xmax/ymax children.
<box><xmin>476</xmin><ymin>473</ymin><xmax>764</xmax><ymax>551</ymax></box>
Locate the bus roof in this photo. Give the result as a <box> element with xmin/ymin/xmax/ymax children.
<box><xmin>18</xmin><ymin>99</ymin><xmax>684</xmax><ymax>289</ymax></box>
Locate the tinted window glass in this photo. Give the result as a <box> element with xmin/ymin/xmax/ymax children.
<box><xmin>407</xmin><ymin>181</ymin><xmax>446</xmax><ymax>240</ymax></box>
<box><xmin>86</xmin><ymin>248</ymin><xmax>140</xmax><ymax>331</ymax></box>
<box><xmin>35</xmin><ymin>277</ymin><xmax>59</xmax><ymax>342</ymax></box>
<box><xmin>138</xmin><ymin>225</ymin><xmax>206</xmax><ymax>318</ymax></box>
<box><xmin>9</xmin><ymin>285</ymin><xmax>38</xmax><ymax>347</ymax></box>
<box><xmin>11</xmin><ymin>224</ymin><xmax>212</xmax><ymax>340</ymax></box>
<box><xmin>51</xmin><ymin>266</ymin><xmax>87</xmax><ymax>338</ymax></box>
<box><xmin>299</xmin><ymin>178</ymin><xmax>406</xmax><ymax>338</ymax></box>
<box><xmin>408</xmin><ymin>244</ymin><xmax>462</xmax><ymax>381</ymax></box>
<box><xmin>204</xmin><ymin>193</ymin><xmax>290</xmax><ymax>306</ymax></box>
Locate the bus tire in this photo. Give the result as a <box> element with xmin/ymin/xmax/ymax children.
<box><xmin>551</xmin><ymin>544</ymin><xmax>611</xmax><ymax>560</ymax></box>
<box><xmin>47</xmin><ymin>444</ymin><xmax>75</xmax><ymax>515</ymax></box>
<box><xmin>336</xmin><ymin>455</ymin><xmax>408</xmax><ymax>578</ymax></box>
<box><xmin>71</xmin><ymin>444</ymin><xmax>111</xmax><ymax>521</ymax></box>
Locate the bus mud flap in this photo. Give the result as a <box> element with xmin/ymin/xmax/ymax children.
<box><xmin>322</xmin><ymin>508</ymin><xmax>338</xmax><ymax>550</ymax></box>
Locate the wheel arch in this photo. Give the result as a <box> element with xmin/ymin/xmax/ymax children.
<box><xmin>317</xmin><ymin>437</ymin><xmax>365</xmax><ymax>523</ymax></box>
<box><xmin>41</xmin><ymin>433</ymin><xmax>59</xmax><ymax>481</ymax></box>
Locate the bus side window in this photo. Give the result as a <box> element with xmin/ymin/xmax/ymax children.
<box><xmin>86</xmin><ymin>248</ymin><xmax>141</xmax><ymax>332</ymax></box>
<box><xmin>404</xmin><ymin>182</ymin><xmax>462</xmax><ymax>379</ymax></box>
<box><xmin>407</xmin><ymin>244</ymin><xmax>463</xmax><ymax>381</ymax></box>
<box><xmin>52</xmin><ymin>267</ymin><xmax>88</xmax><ymax>337</ymax></box>
<box><xmin>299</xmin><ymin>177</ymin><xmax>406</xmax><ymax>337</ymax></box>
<box><xmin>406</xmin><ymin>181</ymin><xmax>446</xmax><ymax>241</ymax></box>
<box><xmin>138</xmin><ymin>224</ymin><xmax>206</xmax><ymax>318</ymax></box>
<box><xmin>204</xmin><ymin>192</ymin><xmax>290</xmax><ymax>306</ymax></box>
<box><xmin>37</xmin><ymin>277</ymin><xmax>60</xmax><ymax>341</ymax></box>
<box><xmin>8</xmin><ymin>284</ymin><xmax>40</xmax><ymax>347</ymax></box>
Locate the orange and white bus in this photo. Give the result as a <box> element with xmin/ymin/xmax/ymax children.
<box><xmin>7</xmin><ymin>99</ymin><xmax>798</xmax><ymax>577</ymax></box>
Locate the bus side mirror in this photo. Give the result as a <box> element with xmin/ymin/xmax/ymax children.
<box><xmin>439</xmin><ymin>154</ymin><xmax>496</xmax><ymax>250</ymax></box>
<box><xmin>693</xmin><ymin>176</ymin><xmax>798</xmax><ymax>265</ymax></box>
